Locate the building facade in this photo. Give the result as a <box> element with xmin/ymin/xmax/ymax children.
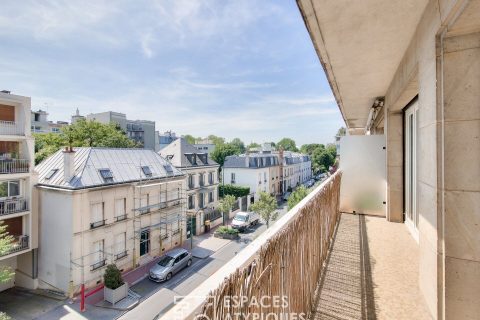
<box><xmin>282</xmin><ymin>151</ymin><xmax>312</xmax><ymax>192</ymax></box>
<box><xmin>157</xmin><ymin>131</ymin><xmax>178</xmax><ymax>151</ymax></box>
<box><xmin>193</xmin><ymin>138</ymin><xmax>216</xmax><ymax>155</ymax></box>
<box><xmin>0</xmin><ymin>91</ymin><xmax>37</xmax><ymax>292</ymax></box>
<box><xmin>31</xmin><ymin>109</ymin><xmax>68</xmax><ymax>134</ymax></box>
<box><xmin>160</xmin><ymin>138</ymin><xmax>220</xmax><ymax>235</ymax></box>
<box><xmin>35</xmin><ymin>148</ymin><xmax>186</xmax><ymax>295</ymax></box>
<box><xmin>86</xmin><ymin>111</ymin><xmax>156</xmax><ymax>150</ymax></box>
<box><xmin>223</xmin><ymin>153</ymin><xmax>282</xmax><ymax>200</ymax></box>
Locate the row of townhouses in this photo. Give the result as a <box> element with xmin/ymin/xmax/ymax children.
<box><xmin>223</xmin><ymin>144</ymin><xmax>312</xmax><ymax>200</ymax></box>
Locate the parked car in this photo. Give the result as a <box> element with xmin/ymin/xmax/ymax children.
<box><xmin>149</xmin><ymin>248</ymin><xmax>192</xmax><ymax>282</ymax></box>
<box><xmin>231</xmin><ymin>211</ymin><xmax>260</xmax><ymax>232</ymax></box>
<box><xmin>283</xmin><ymin>192</ymin><xmax>291</xmax><ymax>201</ymax></box>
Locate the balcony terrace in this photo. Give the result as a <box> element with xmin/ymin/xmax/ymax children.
<box><xmin>0</xmin><ymin>197</ymin><xmax>28</xmax><ymax>216</ymax></box>
<box><xmin>0</xmin><ymin>235</ymin><xmax>29</xmax><ymax>258</ymax></box>
<box><xmin>131</xmin><ymin>172</ymin><xmax>431</xmax><ymax>320</ymax></box>
<box><xmin>0</xmin><ymin>158</ymin><xmax>29</xmax><ymax>174</ymax></box>
<box><xmin>0</xmin><ymin>120</ymin><xmax>24</xmax><ymax>136</ymax></box>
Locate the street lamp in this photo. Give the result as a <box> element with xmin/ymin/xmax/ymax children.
<box><xmin>190</xmin><ymin>206</ymin><xmax>205</xmax><ymax>250</ymax></box>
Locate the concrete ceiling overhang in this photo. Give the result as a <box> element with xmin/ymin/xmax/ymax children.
<box><xmin>297</xmin><ymin>0</ymin><xmax>429</xmax><ymax>132</ymax></box>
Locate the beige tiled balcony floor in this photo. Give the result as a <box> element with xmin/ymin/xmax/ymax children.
<box><xmin>312</xmin><ymin>213</ymin><xmax>432</xmax><ymax>320</ymax></box>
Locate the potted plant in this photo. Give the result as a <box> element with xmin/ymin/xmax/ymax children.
<box><xmin>103</xmin><ymin>264</ymin><xmax>128</xmax><ymax>305</ymax></box>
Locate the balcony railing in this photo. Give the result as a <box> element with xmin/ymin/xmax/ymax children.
<box><xmin>162</xmin><ymin>171</ymin><xmax>342</xmax><ymax>320</ymax></box>
<box><xmin>115</xmin><ymin>250</ymin><xmax>128</xmax><ymax>261</ymax></box>
<box><xmin>0</xmin><ymin>120</ymin><xmax>24</xmax><ymax>136</ymax></box>
<box><xmin>90</xmin><ymin>259</ymin><xmax>106</xmax><ymax>271</ymax></box>
<box><xmin>90</xmin><ymin>219</ymin><xmax>106</xmax><ymax>229</ymax></box>
<box><xmin>0</xmin><ymin>197</ymin><xmax>28</xmax><ymax>216</ymax></box>
<box><xmin>115</xmin><ymin>214</ymin><xmax>128</xmax><ymax>222</ymax></box>
<box><xmin>0</xmin><ymin>159</ymin><xmax>29</xmax><ymax>174</ymax></box>
<box><xmin>0</xmin><ymin>235</ymin><xmax>29</xmax><ymax>257</ymax></box>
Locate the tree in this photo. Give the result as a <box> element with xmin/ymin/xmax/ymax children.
<box><xmin>0</xmin><ymin>221</ymin><xmax>14</xmax><ymax>284</ymax></box>
<box><xmin>287</xmin><ymin>186</ymin><xmax>310</xmax><ymax>210</ymax></box>
<box><xmin>182</xmin><ymin>134</ymin><xmax>197</xmax><ymax>145</ymax></box>
<box><xmin>247</xmin><ymin>142</ymin><xmax>260</xmax><ymax>150</ymax></box>
<box><xmin>33</xmin><ymin>120</ymin><xmax>139</xmax><ymax>165</ymax></box>
<box><xmin>211</xmin><ymin>143</ymin><xmax>242</xmax><ymax>167</ymax></box>
<box><xmin>336</xmin><ymin>127</ymin><xmax>346</xmax><ymax>136</ymax></box>
<box><xmin>230</xmin><ymin>138</ymin><xmax>245</xmax><ymax>154</ymax></box>
<box><xmin>312</xmin><ymin>148</ymin><xmax>335</xmax><ymax>173</ymax></box>
<box><xmin>207</xmin><ymin>135</ymin><xmax>225</xmax><ymax>146</ymax></box>
<box><xmin>300</xmin><ymin>143</ymin><xmax>325</xmax><ymax>155</ymax></box>
<box><xmin>250</xmin><ymin>192</ymin><xmax>278</xmax><ymax>228</ymax></box>
<box><xmin>277</xmin><ymin>138</ymin><xmax>298</xmax><ymax>152</ymax></box>
<box><xmin>218</xmin><ymin>195</ymin><xmax>237</xmax><ymax>225</ymax></box>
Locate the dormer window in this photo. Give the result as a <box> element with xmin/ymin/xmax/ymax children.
<box><xmin>141</xmin><ymin>166</ymin><xmax>152</xmax><ymax>177</ymax></box>
<box><xmin>99</xmin><ymin>169</ymin><xmax>114</xmax><ymax>183</ymax></box>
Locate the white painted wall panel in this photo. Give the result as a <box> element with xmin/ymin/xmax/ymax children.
<box><xmin>339</xmin><ymin>135</ymin><xmax>386</xmax><ymax>216</ymax></box>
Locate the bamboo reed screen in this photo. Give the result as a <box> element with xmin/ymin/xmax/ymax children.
<box><xmin>198</xmin><ymin>171</ymin><xmax>342</xmax><ymax>319</ymax></box>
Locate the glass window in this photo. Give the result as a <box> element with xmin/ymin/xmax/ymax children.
<box><xmin>0</xmin><ymin>180</ymin><xmax>20</xmax><ymax>198</ymax></box>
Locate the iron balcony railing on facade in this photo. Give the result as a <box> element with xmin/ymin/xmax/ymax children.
<box><xmin>90</xmin><ymin>219</ymin><xmax>106</xmax><ymax>229</ymax></box>
<box><xmin>0</xmin><ymin>235</ymin><xmax>29</xmax><ymax>257</ymax></box>
<box><xmin>114</xmin><ymin>250</ymin><xmax>128</xmax><ymax>261</ymax></box>
<box><xmin>0</xmin><ymin>159</ymin><xmax>29</xmax><ymax>174</ymax></box>
<box><xmin>90</xmin><ymin>259</ymin><xmax>106</xmax><ymax>271</ymax></box>
<box><xmin>0</xmin><ymin>120</ymin><xmax>24</xmax><ymax>136</ymax></box>
<box><xmin>0</xmin><ymin>197</ymin><xmax>28</xmax><ymax>216</ymax></box>
<box><xmin>115</xmin><ymin>214</ymin><xmax>127</xmax><ymax>222</ymax></box>
<box><xmin>135</xmin><ymin>198</ymin><xmax>182</xmax><ymax>214</ymax></box>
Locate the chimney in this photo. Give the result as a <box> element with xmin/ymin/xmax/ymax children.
<box><xmin>63</xmin><ymin>147</ymin><xmax>76</xmax><ymax>182</ymax></box>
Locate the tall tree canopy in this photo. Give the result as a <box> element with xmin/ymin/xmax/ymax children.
<box><xmin>182</xmin><ymin>134</ymin><xmax>197</xmax><ymax>145</ymax></box>
<box><xmin>247</xmin><ymin>142</ymin><xmax>261</xmax><ymax>150</ymax></box>
<box><xmin>276</xmin><ymin>138</ymin><xmax>298</xmax><ymax>152</ymax></box>
<box><xmin>210</xmin><ymin>142</ymin><xmax>242</xmax><ymax>167</ymax></box>
<box><xmin>34</xmin><ymin>119</ymin><xmax>139</xmax><ymax>165</ymax></box>
<box><xmin>300</xmin><ymin>143</ymin><xmax>337</xmax><ymax>173</ymax></box>
<box><xmin>230</xmin><ymin>138</ymin><xmax>245</xmax><ymax>154</ymax></box>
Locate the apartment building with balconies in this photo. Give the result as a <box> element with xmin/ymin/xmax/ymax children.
<box><xmin>35</xmin><ymin>147</ymin><xmax>185</xmax><ymax>295</ymax></box>
<box><xmin>160</xmin><ymin>138</ymin><xmax>219</xmax><ymax>236</ymax></box>
<box><xmin>0</xmin><ymin>91</ymin><xmax>37</xmax><ymax>293</ymax></box>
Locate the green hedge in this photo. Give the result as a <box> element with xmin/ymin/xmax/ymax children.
<box><xmin>219</xmin><ymin>184</ymin><xmax>250</xmax><ymax>198</ymax></box>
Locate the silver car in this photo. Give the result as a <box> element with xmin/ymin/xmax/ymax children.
<box><xmin>149</xmin><ymin>248</ymin><xmax>193</xmax><ymax>282</ymax></box>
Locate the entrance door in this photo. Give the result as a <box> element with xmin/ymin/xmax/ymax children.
<box><xmin>140</xmin><ymin>229</ymin><xmax>150</xmax><ymax>256</ymax></box>
<box><xmin>404</xmin><ymin>101</ymin><xmax>419</xmax><ymax>240</ymax></box>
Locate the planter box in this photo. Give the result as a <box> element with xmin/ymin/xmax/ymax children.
<box><xmin>214</xmin><ymin>232</ymin><xmax>239</xmax><ymax>240</ymax></box>
<box><xmin>104</xmin><ymin>282</ymin><xmax>128</xmax><ymax>305</ymax></box>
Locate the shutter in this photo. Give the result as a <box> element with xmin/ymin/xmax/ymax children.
<box><xmin>115</xmin><ymin>199</ymin><xmax>125</xmax><ymax>217</ymax></box>
<box><xmin>115</xmin><ymin>233</ymin><xmax>125</xmax><ymax>254</ymax></box>
<box><xmin>91</xmin><ymin>203</ymin><xmax>103</xmax><ymax>223</ymax></box>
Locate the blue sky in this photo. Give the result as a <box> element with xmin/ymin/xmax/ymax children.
<box><xmin>0</xmin><ymin>0</ymin><xmax>343</xmax><ymax>146</ymax></box>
